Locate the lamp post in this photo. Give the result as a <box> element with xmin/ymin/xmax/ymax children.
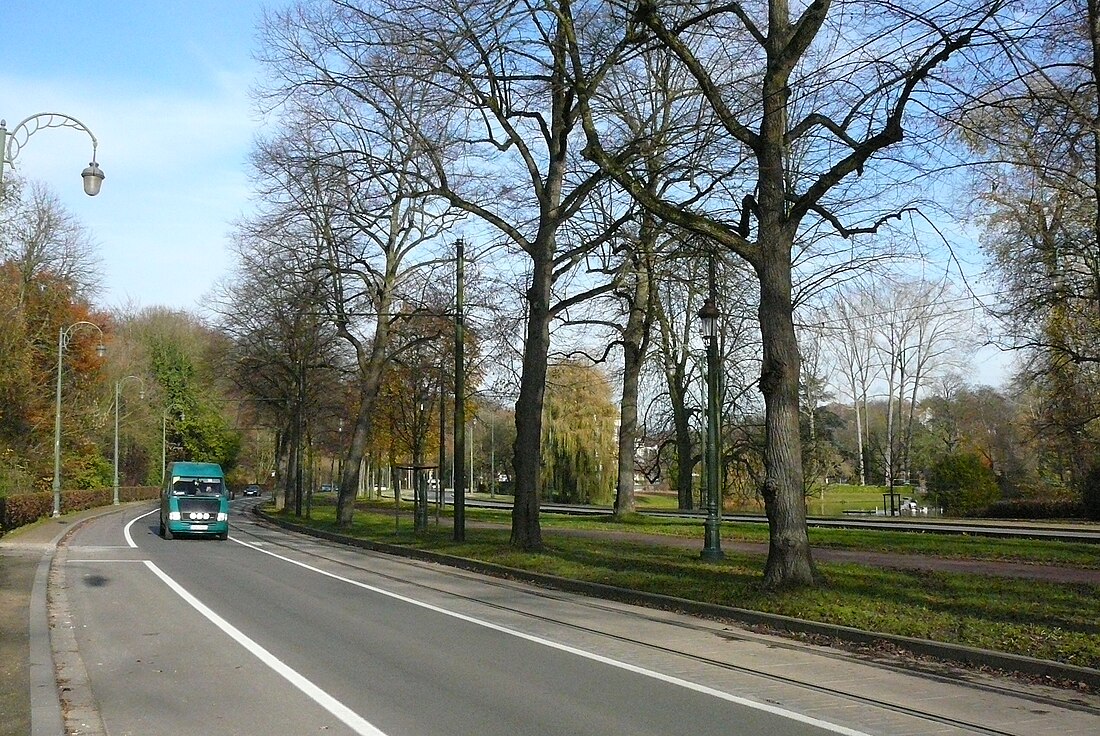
<box><xmin>52</xmin><ymin>322</ymin><xmax>106</xmax><ymax>517</ymax></box>
<box><xmin>113</xmin><ymin>376</ymin><xmax>145</xmax><ymax>505</ymax></box>
<box><xmin>489</xmin><ymin>415</ymin><xmax>495</xmax><ymax>499</ymax></box>
<box><xmin>698</xmin><ymin>279</ymin><xmax>724</xmax><ymax>561</ymax></box>
<box><xmin>453</xmin><ymin>238</ymin><xmax>466</xmax><ymax>541</ymax></box>
<box><xmin>1</xmin><ymin>113</ymin><xmax>105</xmax><ymax>196</ymax></box>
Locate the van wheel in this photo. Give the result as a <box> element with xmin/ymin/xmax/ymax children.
<box><xmin>161</xmin><ymin>521</ymin><xmax>173</xmax><ymax>540</ymax></box>
<box><xmin>217</xmin><ymin>532</ymin><xmax>228</xmax><ymax>540</ymax></box>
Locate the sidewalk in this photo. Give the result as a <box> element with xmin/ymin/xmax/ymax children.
<box><xmin>0</xmin><ymin>504</ymin><xmax>139</xmax><ymax>736</ymax></box>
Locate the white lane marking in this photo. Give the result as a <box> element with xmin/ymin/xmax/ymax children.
<box><xmin>231</xmin><ymin>537</ymin><xmax>872</xmax><ymax>736</ymax></box>
<box><xmin>124</xmin><ymin>509</ymin><xmax>158</xmax><ymax>548</ymax></box>
<box><xmin>143</xmin><ymin>560</ymin><xmax>387</xmax><ymax>736</ymax></box>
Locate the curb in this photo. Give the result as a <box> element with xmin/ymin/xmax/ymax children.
<box><xmin>255</xmin><ymin>506</ymin><xmax>1100</xmax><ymax>690</ymax></box>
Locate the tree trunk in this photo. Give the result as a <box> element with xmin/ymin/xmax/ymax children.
<box><xmin>673</xmin><ymin>398</ymin><xmax>695</xmax><ymax>511</ymax></box>
<box><xmin>757</xmin><ymin>245</ymin><xmax>817</xmax><ymax>587</ymax></box>
<box><xmin>852</xmin><ymin>392</ymin><xmax>865</xmax><ymax>486</ymax></box>
<box><xmin>273</xmin><ymin>427</ymin><xmax>288</xmax><ymax>511</ymax></box>
<box><xmin>885</xmin><ymin>353</ymin><xmax>897</xmax><ymax>489</ymax></box>
<box><xmin>336</xmin><ymin>294</ymin><xmax>394</xmax><ymax>527</ymax></box>
<box><xmin>614</xmin><ymin>255</ymin><xmax>652</xmax><ymax>517</ymax></box>
<box><xmin>754</xmin><ymin>19</ymin><xmax>818</xmax><ymax>585</ymax></box>
<box><xmin>511</xmin><ymin>249</ymin><xmax>552</xmax><ymax>550</ymax></box>
<box><xmin>615</xmin><ymin>339</ymin><xmax>642</xmax><ymax>516</ymax></box>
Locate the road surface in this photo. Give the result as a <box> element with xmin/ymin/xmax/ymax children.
<box><xmin>47</xmin><ymin>499</ymin><xmax>1098</xmax><ymax>735</ymax></box>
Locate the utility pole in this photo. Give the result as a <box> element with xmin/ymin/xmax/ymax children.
<box><xmin>437</xmin><ymin>369</ymin><xmax>446</xmax><ymax>524</ymax></box>
<box><xmin>295</xmin><ymin>357</ymin><xmax>305</xmax><ymax>517</ymax></box>
<box><xmin>453</xmin><ymin>239</ymin><xmax>466</xmax><ymax>541</ymax></box>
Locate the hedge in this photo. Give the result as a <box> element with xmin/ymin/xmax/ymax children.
<box><xmin>0</xmin><ymin>486</ymin><xmax>159</xmax><ymax>534</ymax></box>
<box><xmin>983</xmin><ymin>498</ymin><xmax>1086</xmax><ymax>520</ymax></box>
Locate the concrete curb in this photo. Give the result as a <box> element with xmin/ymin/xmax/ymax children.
<box><xmin>255</xmin><ymin>506</ymin><xmax>1100</xmax><ymax>690</ymax></box>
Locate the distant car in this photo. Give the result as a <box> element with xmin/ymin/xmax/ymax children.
<box><xmin>242</xmin><ymin>484</ymin><xmax>263</xmax><ymax>497</ymax></box>
<box><xmin>320</xmin><ymin>483</ymin><xmax>340</xmax><ymax>493</ymax></box>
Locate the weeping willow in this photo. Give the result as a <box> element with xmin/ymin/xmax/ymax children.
<box><xmin>541</xmin><ymin>360</ymin><xmax>618</xmax><ymax>504</ymax></box>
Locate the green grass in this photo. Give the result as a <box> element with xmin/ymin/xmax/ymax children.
<box><xmin>449</xmin><ymin>503</ymin><xmax>1100</xmax><ymax>568</ymax></box>
<box><xmin>634</xmin><ymin>484</ymin><xmax>935</xmax><ymax>517</ymax></box>
<box><xmin>276</xmin><ymin>500</ymin><xmax>1100</xmax><ymax>670</ymax></box>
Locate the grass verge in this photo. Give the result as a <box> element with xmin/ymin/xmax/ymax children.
<box><xmin>454</xmin><ymin>503</ymin><xmax>1100</xmax><ymax>568</ymax></box>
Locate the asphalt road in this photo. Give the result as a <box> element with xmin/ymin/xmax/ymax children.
<box><xmin>47</xmin><ymin>500</ymin><xmax>1100</xmax><ymax>736</ymax></box>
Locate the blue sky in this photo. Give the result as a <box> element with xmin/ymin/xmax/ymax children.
<box><xmin>2</xmin><ymin>0</ymin><xmax>281</xmax><ymax>311</ymax></box>
<box><xmin>3</xmin><ymin>1</ymin><xmax>1014</xmax><ymax>385</ymax></box>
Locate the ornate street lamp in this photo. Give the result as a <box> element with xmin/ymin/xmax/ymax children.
<box><xmin>1</xmin><ymin>113</ymin><xmax>105</xmax><ymax>196</ymax></box>
<box><xmin>113</xmin><ymin>376</ymin><xmax>146</xmax><ymax>505</ymax></box>
<box><xmin>698</xmin><ymin>283</ymin><xmax>724</xmax><ymax>561</ymax></box>
<box><xmin>53</xmin><ymin>322</ymin><xmax>107</xmax><ymax>517</ymax></box>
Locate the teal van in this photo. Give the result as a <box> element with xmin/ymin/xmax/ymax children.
<box><xmin>159</xmin><ymin>461</ymin><xmax>229</xmax><ymax>540</ymax></box>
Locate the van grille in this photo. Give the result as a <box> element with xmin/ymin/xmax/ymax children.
<box><xmin>176</xmin><ymin>498</ymin><xmax>221</xmax><ymax>515</ymax></box>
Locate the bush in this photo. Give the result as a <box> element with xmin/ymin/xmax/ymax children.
<box><xmin>0</xmin><ymin>491</ymin><xmax>53</xmax><ymax>530</ymax></box>
<box><xmin>0</xmin><ymin>486</ymin><xmax>160</xmax><ymax>533</ymax></box>
<box><xmin>984</xmin><ymin>498</ymin><xmax>1086</xmax><ymax>520</ymax></box>
<box><xmin>927</xmin><ymin>452</ymin><xmax>1000</xmax><ymax>516</ymax></box>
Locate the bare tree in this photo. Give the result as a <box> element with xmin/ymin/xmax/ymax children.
<box><xmin>870</xmin><ymin>278</ymin><xmax>975</xmax><ymax>486</ymax></box>
<box><xmin>823</xmin><ymin>285</ymin><xmax>878</xmax><ymax>485</ymax></box>
<box><xmin>215</xmin><ymin>225</ymin><xmax>347</xmax><ymax>512</ymax></box>
<box><xmin>261</xmin><ymin>0</ymin><xmax>634</xmax><ymax>548</ymax></box>
<box><xmin>248</xmin><ymin>13</ymin><xmax>464</xmax><ymax>523</ymax></box>
<box><xmin>575</xmin><ymin>0</ymin><xmax>1008</xmax><ymax>586</ymax></box>
<box><xmin>0</xmin><ymin>178</ymin><xmax>102</xmax><ymax>303</ymax></box>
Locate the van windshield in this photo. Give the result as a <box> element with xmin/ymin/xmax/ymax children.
<box><xmin>171</xmin><ymin>478</ymin><xmax>224</xmax><ymax>497</ymax></box>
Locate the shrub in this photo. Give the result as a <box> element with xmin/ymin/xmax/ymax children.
<box><xmin>927</xmin><ymin>452</ymin><xmax>1000</xmax><ymax>516</ymax></box>
<box><xmin>0</xmin><ymin>486</ymin><xmax>160</xmax><ymax>533</ymax></box>
<box><xmin>984</xmin><ymin>498</ymin><xmax>1086</xmax><ymax>520</ymax></box>
<box><xmin>1</xmin><ymin>492</ymin><xmax>53</xmax><ymax>530</ymax></box>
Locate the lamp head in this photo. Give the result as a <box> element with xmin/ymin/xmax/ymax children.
<box><xmin>697</xmin><ymin>297</ymin><xmax>720</xmax><ymax>340</ymax></box>
<box><xmin>95</xmin><ymin>343</ymin><xmax>107</xmax><ymax>358</ymax></box>
<box><xmin>82</xmin><ymin>162</ymin><xmax>105</xmax><ymax>196</ymax></box>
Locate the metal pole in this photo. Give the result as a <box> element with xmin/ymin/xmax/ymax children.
<box><xmin>437</xmin><ymin>371</ymin><xmax>446</xmax><ymax>523</ymax></box>
<box><xmin>113</xmin><ymin>381</ymin><xmax>120</xmax><ymax>505</ymax></box>
<box><xmin>296</xmin><ymin>357</ymin><xmax>304</xmax><ymax>517</ymax></box>
<box><xmin>0</xmin><ymin>121</ymin><xmax>8</xmax><ymax>192</ymax></box>
<box><xmin>161</xmin><ymin>412</ymin><xmax>166</xmax><ymax>482</ymax></box>
<box><xmin>52</xmin><ymin>328</ymin><xmax>64</xmax><ymax>517</ymax></box>
<box><xmin>702</xmin><ymin>255</ymin><xmax>724</xmax><ymax>561</ymax></box>
<box><xmin>453</xmin><ymin>239</ymin><xmax>466</xmax><ymax>541</ymax></box>
<box><xmin>490</xmin><ymin>417</ymin><xmax>495</xmax><ymax>499</ymax></box>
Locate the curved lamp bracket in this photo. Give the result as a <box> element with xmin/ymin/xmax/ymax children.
<box><xmin>1</xmin><ymin>112</ymin><xmax>104</xmax><ymax>195</ymax></box>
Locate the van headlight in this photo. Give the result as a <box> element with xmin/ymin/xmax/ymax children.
<box><xmin>217</xmin><ymin>512</ymin><xmax>228</xmax><ymax>522</ymax></box>
<box><xmin>168</xmin><ymin>511</ymin><xmax>181</xmax><ymax>521</ymax></box>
